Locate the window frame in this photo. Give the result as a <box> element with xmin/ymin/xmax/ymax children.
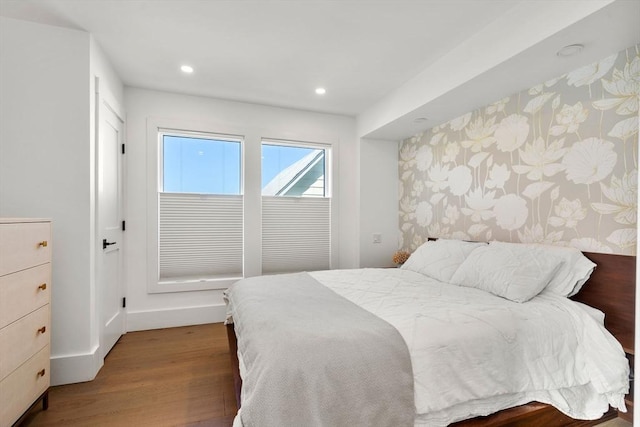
<box><xmin>146</xmin><ymin>118</ymin><xmax>339</xmax><ymax>294</ymax></box>
<box><xmin>150</xmin><ymin>127</ymin><xmax>245</xmax><ymax>294</ymax></box>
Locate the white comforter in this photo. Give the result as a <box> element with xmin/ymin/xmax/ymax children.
<box><xmin>309</xmin><ymin>268</ymin><xmax>629</xmax><ymax>426</ymax></box>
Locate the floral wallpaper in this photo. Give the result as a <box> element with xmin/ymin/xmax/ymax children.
<box><xmin>399</xmin><ymin>44</ymin><xmax>639</xmax><ymax>255</ymax></box>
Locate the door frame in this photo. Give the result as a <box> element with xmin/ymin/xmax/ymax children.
<box><xmin>94</xmin><ymin>76</ymin><xmax>126</xmax><ymax>361</ymax></box>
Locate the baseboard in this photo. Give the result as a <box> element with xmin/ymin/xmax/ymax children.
<box><xmin>50</xmin><ymin>345</ymin><xmax>103</xmax><ymax>386</ymax></box>
<box><xmin>50</xmin><ymin>305</ymin><xmax>226</xmax><ymax>385</ymax></box>
<box><xmin>126</xmin><ymin>304</ymin><xmax>227</xmax><ymax>332</ymax></box>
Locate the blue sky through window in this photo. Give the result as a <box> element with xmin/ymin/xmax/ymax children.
<box><xmin>163</xmin><ymin>135</ymin><xmax>241</xmax><ymax>194</ymax></box>
<box><xmin>162</xmin><ymin>136</ymin><xmax>315</xmax><ymax>194</ymax></box>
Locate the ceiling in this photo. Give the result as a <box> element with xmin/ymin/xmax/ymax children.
<box><xmin>1</xmin><ymin>0</ymin><xmax>639</xmax><ymax>140</ymax></box>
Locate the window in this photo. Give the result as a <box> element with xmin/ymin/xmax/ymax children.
<box><xmin>158</xmin><ymin>131</ymin><xmax>243</xmax><ymax>289</ymax></box>
<box><xmin>163</xmin><ymin>134</ymin><xmax>241</xmax><ymax>194</ymax></box>
<box><xmin>261</xmin><ymin>140</ymin><xmax>331</xmax><ymax>274</ymax></box>
<box><xmin>262</xmin><ymin>144</ymin><xmax>326</xmax><ymax>197</ymax></box>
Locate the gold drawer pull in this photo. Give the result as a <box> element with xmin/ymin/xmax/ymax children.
<box><xmin>38</xmin><ymin>241</ymin><xmax>48</xmax><ymax>247</ymax></box>
<box><xmin>38</xmin><ymin>283</ymin><xmax>47</xmax><ymax>291</ymax></box>
<box><xmin>37</xmin><ymin>369</ymin><xmax>46</xmax><ymax>377</ymax></box>
<box><xmin>37</xmin><ymin>326</ymin><xmax>47</xmax><ymax>334</ymax></box>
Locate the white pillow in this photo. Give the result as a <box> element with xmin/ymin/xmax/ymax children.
<box><xmin>450</xmin><ymin>242</ymin><xmax>564</xmax><ymax>303</ymax></box>
<box><xmin>401</xmin><ymin>239</ymin><xmax>487</xmax><ymax>283</ymax></box>
<box><xmin>520</xmin><ymin>243</ymin><xmax>596</xmax><ymax>297</ymax></box>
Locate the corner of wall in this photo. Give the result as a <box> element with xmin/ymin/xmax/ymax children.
<box><xmin>359</xmin><ymin>138</ymin><xmax>399</xmax><ymax>267</ymax></box>
<box><xmin>50</xmin><ymin>345</ymin><xmax>103</xmax><ymax>386</ymax></box>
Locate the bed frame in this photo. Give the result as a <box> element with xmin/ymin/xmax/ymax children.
<box><xmin>226</xmin><ymin>251</ymin><xmax>635</xmax><ymax>426</ymax></box>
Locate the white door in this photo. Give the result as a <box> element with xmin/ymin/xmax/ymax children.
<box><xmin>97</xmin><ymin>80</ymin><xmax>126</xmax><ymax>358</ymax></box>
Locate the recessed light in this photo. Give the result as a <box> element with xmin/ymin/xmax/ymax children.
<box><xmin>181</xmin><ymin>65</ymin><xmax>194</xmax><ymax>74</ymax></box>
<box><xmin>413</xmin><ymin>117</ymin><xmax>428</xmax><ymax>123</ymax></box>
<box><xmin>557</xmin><ymin>44</ymin><xmax>584</xmax><ymax>57</ymax></box>
<box><xmin>315</xmin><ymin>87</ymin><xmax>326</xmax><ymax>95</ymax></box>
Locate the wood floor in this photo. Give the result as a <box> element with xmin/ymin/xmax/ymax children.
<box><xmin>19</xmin><ymin>323</ymin><xmax>632</xmax><ymax>427</ymax></box>
<box><xmin>20</xmin><ymin>323</ymin><xmax>237</xmax><ymax>427</ymax></box>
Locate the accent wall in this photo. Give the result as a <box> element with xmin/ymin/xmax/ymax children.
<box><xmin>399</xmin><ymin>44</ymin><xmax>639</xmax><ymax>255</ymax></box>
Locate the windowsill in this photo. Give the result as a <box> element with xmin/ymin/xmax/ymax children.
<box><xmin>149</xmin><ymin>275</ymin><xmax>242</xmax><ymax>294</ymax></box>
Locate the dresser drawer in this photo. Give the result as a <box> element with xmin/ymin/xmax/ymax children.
<box><xmin>0</xmin><ymin>345</ymin><xmax>49</xmax><ymax>427</ymax></box>
<box><xmin>0</xmin><ymin>222</ymin><xmax>51</xmax><ymax>277</ymax></box>
<box><xmin>0</xmin><ymin>305</ymin><xmax>50</xmax><ymax>381</ymax></box>
<box><xmin>0</xmin><ymin>264</ymin><xmax>50</xmax><ymax>329</ymax></box>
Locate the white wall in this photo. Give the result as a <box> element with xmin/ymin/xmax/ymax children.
<box><xmin>0</xmin><ymin>17</ymin><xmax>123</xmax><ymax>385</ymax></box>
<box><xmin>359</xmin><ymin>139</ymin><xmax>399</xmax><ymax>267</ymax></box>
<box><xmin>0</xmin><ymin>16</ymin><xmax>92</xmax><ymax>382</ymax></box>
<box><xmin>124</xmin><ymin>87</ymin><xmax>358</xmax><ymax>330</ymax></box>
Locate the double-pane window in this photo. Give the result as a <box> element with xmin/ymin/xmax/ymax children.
<box><xmin>154</xmin><ymin>132</ymin><xmax>332</xmax><ymax>291</ymax></box>
<box><xmin>261</xmin><ymin>141</ymin><xmax>331</xmax><ymax>274</ymax></box>
<box><xmin>158</xmin><ymin>132</ymin><xmax>243</xmax><ymax>284</ymax></box>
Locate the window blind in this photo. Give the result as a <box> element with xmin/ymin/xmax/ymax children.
<box><xmin>262</xmin><ymin>196</ymin><xmax>330</xmax><ymax>274</ymax></box>
<box><xmin>159</xmin><ymin>193</ymin><xmax>243</xmax><ymax>281</ymax></box>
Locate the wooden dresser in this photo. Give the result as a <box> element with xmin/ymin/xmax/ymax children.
<box><xmin>0</xmin><ymin>219</ymin><xmax>51</xmax><ymax>427</ymax></box>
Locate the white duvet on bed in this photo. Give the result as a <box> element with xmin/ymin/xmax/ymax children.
<box><xmin>308</xmin><ymin>268</ymin><xmax>629</xmax><ymax>426</ymax></box>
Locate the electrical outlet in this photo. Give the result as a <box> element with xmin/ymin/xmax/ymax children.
<box><xmin>372</xmin><ymin>233</ymin><xmax>382</xmax><ymax>244</ymax></box>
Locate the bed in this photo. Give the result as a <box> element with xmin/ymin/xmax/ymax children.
<box><xmin>224</xmin><ymin>239</ymin><xmax>634</xmax><ymax>426</ymax></box>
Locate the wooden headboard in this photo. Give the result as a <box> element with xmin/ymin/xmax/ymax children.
<box><xmin>570</xmin><ymin>252</ymin><xmax>636</xmax><ymax>354</ymax></box>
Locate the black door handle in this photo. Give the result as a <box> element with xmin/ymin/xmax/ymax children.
<box><xmin>103</xmin><ymin>239</ymin><xmax>116</xmax><ymax>250</ymax></box>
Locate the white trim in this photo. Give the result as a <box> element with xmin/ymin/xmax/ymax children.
<box><xmin>51</xmin><ymin>304</ymin><xmax>227</xmax><ymax>384</ymax></box>
<box><xmin>126</xmin><ymin>304</ymin><xmax>227</xmax><ymax>332</ymax></box>
<box><xmin>50</xmin><ymin>345</ymin><xmax>103</xmax><ymax>386</ymax></box>
<box><xmin>153</xmin><ymin>277</ymin><xmax>239</xmax><ymax>293</ymax></box>
<box><xmin>262</xmin><ymin>137</ymin><xmax>331</xmax><ymax>151</ymax></box>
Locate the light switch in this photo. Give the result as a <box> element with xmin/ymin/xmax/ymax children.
<box><xmin>373</xmin><ymin>233</ymin><xmax>382</xmax><ymax>244</ymax></box>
